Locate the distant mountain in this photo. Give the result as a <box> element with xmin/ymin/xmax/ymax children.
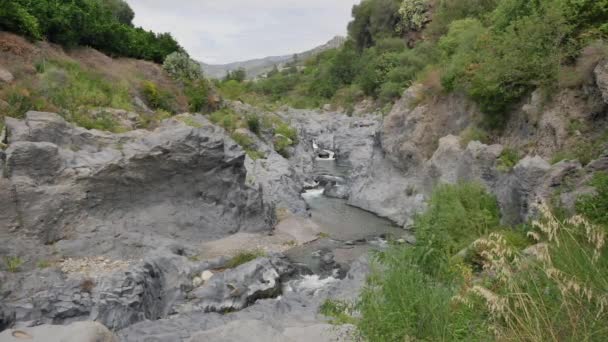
<box><xmin>200</xmin><ymin>36</ymin><xmax>347</xmax><ymax>80</ymax></box>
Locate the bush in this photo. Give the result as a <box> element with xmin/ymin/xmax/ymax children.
<box><xmin>141</xmin><ymin>81</ymin><xmax>174</xmax><ymax>112</ymax></box>
<box><xmin>185</xmin><ymin>80</ymin><xmax>210</xmax><ymax>113</ymax></box>
<box><xmin>378</xmin><ymin>81</ymin><xmax>404</xmax><ymax>103</ymax></box>
<box><xmin>163</xmin><ymin>52</ymin><xmax>203</xmax><ymax>82</ymax></box>
<box><xmin>0</xmin><ymin>0</ymin><xmax>182</xmax><ymax>63</ymax></box>
<box><xmin>397</xmin><ymin>0</ymin><xmax>430</xmax><ymax>32</ymax></box>
<box><xmin>497</xmin><ymin>147</ymin><xmax>521</xmax><ymax>171</ymax></box>
<box><xmin>275</xmin><ymin>122</ymin><xmax>298</xmax><ymax>143</ymax></box>
<box><xmin>413</xmin><ymin>182</ymin><xmax>501</xmax><ymax>275</ymax></box>
<box><xmin>576</xmin><ymin>172</ymin><xmax>608</xmax><ymax>226</ymax></box>
<box><xmin>246</xmin><ymin>115</ymin><xmax>261</xmax><ymax>135</ymax></box>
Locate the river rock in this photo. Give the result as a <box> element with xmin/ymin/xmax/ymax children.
<box><xmin>0</xmin><ymin>321</ymin><xmax>117</xmax><ymax>342</ymax></box>
<box><xmin>191</xmin><ymin>255</ymin><xmax>295</xmax><ymax>313</ymax></box>
<box><xmin>1</xmin><ymin>111</ymin><xmax>274</xmax><ymax>257</ymax></box>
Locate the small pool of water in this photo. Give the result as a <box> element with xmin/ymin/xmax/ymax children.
<box><xmin>306</xmin><ymin>157</ymin><xmax>402</xmax><ymax>241</ymax></box>
<box><xmin>287</xmin><ymin>152</ymin><xmax>406</xmax><ymax>277</ymax></box>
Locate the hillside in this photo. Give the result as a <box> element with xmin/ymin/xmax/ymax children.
<box><xmin>200</xmin><ymin>36</ymin><xmax>346</xmax><ymax>79</ymax></box>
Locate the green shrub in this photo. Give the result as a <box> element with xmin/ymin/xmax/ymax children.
<box><xmin>576</xmin><ymin>172</ymin><xmax>608</xmax><ymax>226</ymax></box>
<box><xmin>219</xmin><ymin>80</ymin><xmax>246</xmax><ymax>100</ymax></box>
<box><xmin>0</xmin><ymin>0</ymin><xmax>181</xmax><ymax>63</ymax></box>
<box><xmin>397</xmin><ymin>0</ymin><xmax>430</xmax><ymax>32</ymax></box>
<box><xmin>459</xmin><ymin>126</ymin><xmax>490</xmax><ymax>147</ymax></box>
<box><xmin>163</xmin><ymin>52</ymin><xmax>203</xmax><ymax>82</ymax></box>
<box><xmin>4</xmin><ymin>256</ymin><xmax>24</xmax><ymax>273</ymax></box>
<box><xmin>497</xmin><ymin>148</ymin><xmax>521</xmax><ymax>172</ymax></box>
<box><xmin>141</xmin><ymin>81</ymin><xmax>174</xmax><ymax>112</ymax></box>
<box><xmin>225</xmin><ymin>249</ymin><xmax>266</xmax><ymax>269</ymax></box>
<box><xmin>72</xmin><ymin>110</ymin><xmax>121</xmax><ymax>133</ymax></box>
<box><xmin>275</xmin><ymin>123</ymin><xmax>298</xmax><ymax>143</ymax></box>
<box><xmin>246</xmin><ymin>115</ymin><xmax>261</xmax><ymax>135</ymax></box>
<box><xmin>185</xmin><ymin>80</ymin><xmax>210</xmax><ymax>113</ymax></box>
<box><xmin>413</xmin><ymin>182</ymin><xmax>501</xmax><ymax>275</ymax></box>
<box><xmin>378</xmin><ymin>81</ymin><xmax>404</xmax><ymax>103</ymax></box>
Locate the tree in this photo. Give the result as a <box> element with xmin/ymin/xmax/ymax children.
<box><xmin>163</xmin><ymin>52</ymin><xmax>203</xmax><ymax>82</ymax></box>
<box><xmin>224</xmin><ymin>68</ymin><xmax>247</xmax><ymax>82</ymax></box>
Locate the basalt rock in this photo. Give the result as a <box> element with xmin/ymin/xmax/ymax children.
<box><xmin>190</xmin><ymin>255</ymin><xmax>295</xmax><ymax>313</ymax></box>
<box><xmin>1</xmin><ymin>111</ymin><xmax>274</xmax><ymax>258</ymax></box>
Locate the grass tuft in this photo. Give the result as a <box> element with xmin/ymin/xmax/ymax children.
<box><xmin>225</xmin><ymin>249</ymin><xmax>266</xmax><ymax>269</ymax></box>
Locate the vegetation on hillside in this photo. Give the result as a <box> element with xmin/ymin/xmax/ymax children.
<box><xmin>219</xmin><ymin>0</ymin><xmax>608</xmax><ymax>127</ymax></box>
<box><xmin>321</xmin><ymin>181</ymin><xmax>608</xmax><ymax>341</ymax></box>
<box><xmin>0</xmin><ymin>0</ymin><xmax>182</xmax><ymax>63</ymax></box>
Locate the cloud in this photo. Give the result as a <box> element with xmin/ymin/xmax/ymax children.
<box><xmin>125</xmin><ymin>0</ymin><xmax>360</xmax><ymax>64</ymax></box>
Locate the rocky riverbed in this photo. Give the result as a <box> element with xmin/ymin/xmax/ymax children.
<box><xmin>2</xmin><ymin>65</ymin><xmax>608</xmax><ymax>340</ymax></box>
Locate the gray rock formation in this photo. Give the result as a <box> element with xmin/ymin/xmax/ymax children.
<box><xmin>1</xmin><ymin>111</ymin><xmax>274</xmax><ymax>259</ymax></box>
<box><xmin>117</xmin><ymin>256</ymin><xmax>370</xmax><ymax>342</ymax></box>
<box><xmin>190</xmin><ymin>255</ymin><xmax>295</xmax><ymax>313</ymax></box>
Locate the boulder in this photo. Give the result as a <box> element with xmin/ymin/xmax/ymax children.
<box><xmin>0</xmin><ymin>67</ymin><xmax>13</xmax><ymax>83</ymax></box>
<box><xmin>1</xmin><ymin>111</ymin><xmax>274</xmax><ymax>252</ymax></box>
<box><xmin>0</xmin><ymin>321</ymin><xmax>117</xmax><ymax>342</ymax></box>
<box><xmin>191</xmin><ymin>255</ymin><xmax>295</xmax><ymax>313</ymax></box>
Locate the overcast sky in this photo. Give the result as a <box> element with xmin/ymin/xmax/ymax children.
<box><xmin>125</xmin><ymin>0</ymin><xmax>360</xmax><ymax>65</ymax></box>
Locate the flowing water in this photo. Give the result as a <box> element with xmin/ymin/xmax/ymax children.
<box><xmin>286</xmin><ymin>153</ymin><xmax>405</xmax><ymax>280</ymax></box>
<box><xmin>306</xmin><ymin>158</ymin><xmax>402</xmax><ymax>241</ymax></box>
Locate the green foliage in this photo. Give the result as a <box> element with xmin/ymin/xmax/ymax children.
<box><xmin>413</xmin><ymin>183</ymin><xmax>501</xmax><ymax>275</ymax></box>
<box><xmin>359</xmin><ymin>250</ymin><xmax>490</xmax><ymax>341</ymax></box>
<box><xmin>219</xmin><ymin>80</ymin><xmax>246</xmax><ymax>100</ymax></box>
<box><xmin>576</xmin><ymin>172</ymin><xmax>608</xmax><ymax>226</ymax></box>
<box><xmin>246</xmin><ymin>115</ymin><xmax>261</xmax><ymax>135</ymax></box>
<box><xmin>459</xmin><ymin>126</ymin><xmax>490</xmax><ymax>147</ymax></box>
<box><xmin>497</xmin><ymin>147</ymin><xmax>521</xmax><ymax>171</ymax></box>
<box><xmin>185</xmin><ymin>80</ymin><xmax>210</xmax><ymax>113</ymax></box>
<box><xmin>348</xmin><ymin>0</ymin><xmax>402</xmax><ymax>50</ymax></box>
<box><xmin>231</xmin><ymin>132</ymin><xmax>264</xmax><ymax>160</ymax></box>
<box><xmin>358</xmin><ymin>183</ymin><xmax>501</xmax><ymax>340</ymax></box>
<box><xmin>319</xmin><ymin>300</ymin><xmax>357</xmax><ymax>325</ymax></box>
<box><xmin>225</xmin><ymin>249</ymin><xmax>266</xmax><ymax>269</ymax></box>
<box><xmin>163</xmin><ymin>52</ymin><xmax>203</xmax><ymax>82</ymax></box>
<box><xmin>72</xmin><ymin>110</ymin><xmax>120</xmax><ymax>133</ymax></box>
<box><xmin>209</xmin><ymin>108</ymin><xmax>238</xmax><ymax>132</ymax></box>
<box><xmin>224</xmin><ymin>68</ymin><xmax>247</xmax><ymax>83</ymax></box>
<box><xmin>4</xmin><ymin>256</ymin><xmax>24</xmax><ymax>273</ymax></box>
<box><xmin>427</xmin><ymin>0</ymin><xmax>499</xmax><ymax>38</ymax></box>
<box><xmin>0</xmin><ymin>1</ymin><xmax>42</xmax><ymax>40</ymax></box>
<box><xmin>0</xmin><ymin>0</ymin><xmax>181</xmax><ymax>63</ymax></box>
<box><xmin>275</xmin><ymin>123</ymin><xmax>298</xmax><ymax>143</ymax></box>
<box><xmin>141</xmin><ymin>81</ymin><xmax>174</xmax><ymax>112</ymax></box>
<box><xmin>397</xmin><ymin>0</ymin><xmax>430</xmax><ymax>32</ymax></box>
<box><xmin>36</xmin><ymin>260</ymin><xmax>52</xmax><ymax>269</ymax></box>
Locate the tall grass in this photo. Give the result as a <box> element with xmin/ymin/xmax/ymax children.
<box><xmin>357</xmin><ymin>179</ymin><xmax>608</xmax><ymax>342</ymax></box>
<box><xmin>467</xmin><ymin>204</ymin><xmax>608</xmax><ymax>341</ymax></box>
<box><xmin>358</xmin><ymin>182</ymin><xmax>500</xmax><ymax>341</ymax></box>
